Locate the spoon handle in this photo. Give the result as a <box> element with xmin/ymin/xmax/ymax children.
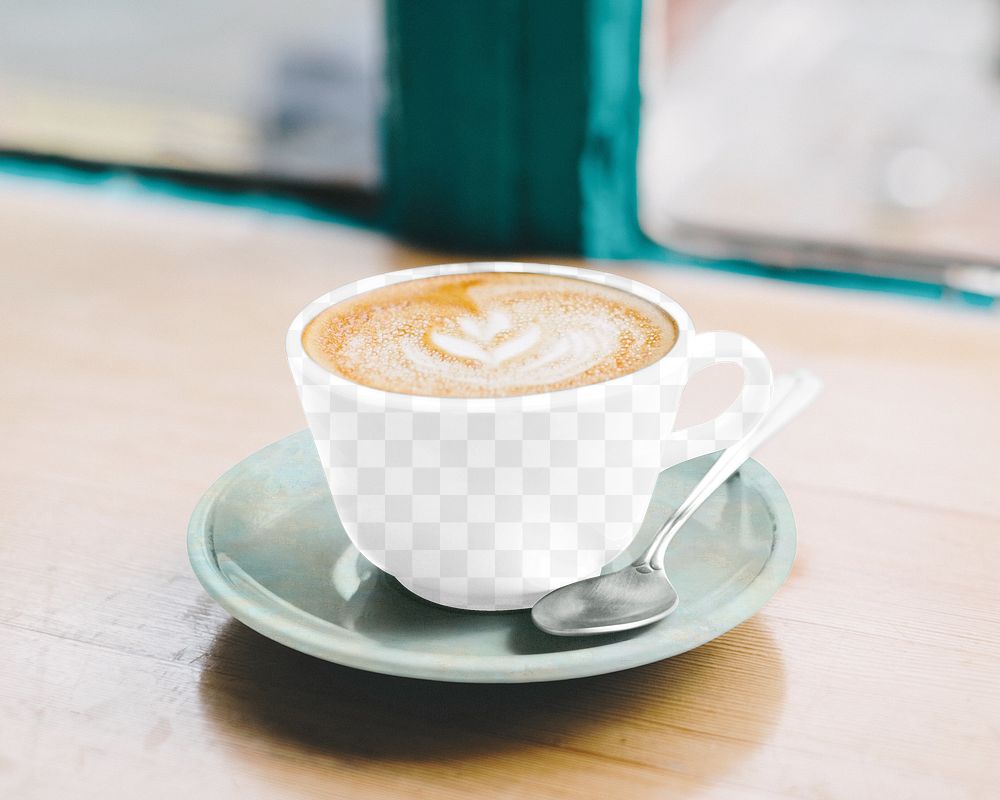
<box><xmin>638</xmin><ymin>369</ymin><xmax>821</xmax><ymax>570</ymax></box>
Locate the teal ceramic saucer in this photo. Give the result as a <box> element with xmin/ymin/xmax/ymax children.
<box><xmin>188</xmin><ymin>431</ymin><xmax>795</xmax><ymax>683</ymax></box>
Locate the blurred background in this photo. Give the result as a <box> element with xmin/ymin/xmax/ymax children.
<box><xmin>5</xmin><ymin>6</ymin><xmax>1000</xmax><ymax>798</ymax></box>
<box><xmin>640</xmin><ymin>0</ymin><xmax>1000</xmax><ymax>294</ymax></box>
<box><xmin>1</xmin><ymin>0</ymin><xmax>999</xmax><ymax>297</ymax></box>
<box><xmin>0</xmin><ymin>0</ymin><xmax>383</xmax><ymax>187</ymax></box>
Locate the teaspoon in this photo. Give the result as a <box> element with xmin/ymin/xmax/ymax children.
<box><xmin>531</xmin><ymin>369</ymin><xmax>820</xmax><ymax>636</ymax></box>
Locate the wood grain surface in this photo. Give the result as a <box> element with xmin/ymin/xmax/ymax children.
<box><xmin>1</xmin><ymin>178</ymin><xmax>998</xmax><ymax>799</ymax></box>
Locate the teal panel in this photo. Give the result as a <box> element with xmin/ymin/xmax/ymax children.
<box><xmin>0</xmin><ymin>155</ymin><xmax>376</xmax><ymax>229</ymax></box>
<box><xmin>385</xmin><ymin>0</ymin><xmax>523</xmax><ymax>249</ymax></box>
<box><xmin>580</xmin><ymin>0</ymin><xmax>646</xmax><ymax>258</ymax></box>
<box><xmin>521</xmin><ymin>1</ymin><xmax>588</xmax><ymax>251</ymax></box>
<box><xmin>384</xmin><ymin>0</ymin><xmax>641</xmax><ymax>253</ymax></box>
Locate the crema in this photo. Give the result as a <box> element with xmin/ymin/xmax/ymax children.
<box><xmin>302</xmin><ymin>272</ymin><xmax>678</xmax><ymax>398</ymax></box>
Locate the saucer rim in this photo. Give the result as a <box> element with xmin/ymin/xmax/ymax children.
<box><xmin>188</xmin><ymin>432</ymin><xmax>796</xmax><ymax>683</ymax></box>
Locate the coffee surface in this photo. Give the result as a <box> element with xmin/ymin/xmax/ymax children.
<box><xmin>302</xmin><ymin>272</ymin><xmax>678</xmax><ymax>397</ymax></box>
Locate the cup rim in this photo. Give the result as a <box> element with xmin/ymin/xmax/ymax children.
<box><xmin>286</xmin><ymin>261</ymin><xmax>695</xmax><ymax>412</ymax></box>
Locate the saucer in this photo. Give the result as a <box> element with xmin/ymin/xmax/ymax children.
<box><xmin>188</xmin><ymin>431</ymin><xmax>795</xmax><ymax>683</ymax></box>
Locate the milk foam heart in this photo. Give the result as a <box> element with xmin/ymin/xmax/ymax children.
<box><xmin>428</xmin><ymin>310</ymin><xmax>543</xmax><ymax>365</ymax></box>
<box><xmin>302</xmin><ymin>272</ymin><xmax>678</xmax><ymax>398</ymax></box>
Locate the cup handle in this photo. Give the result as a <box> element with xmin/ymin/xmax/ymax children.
<box><xmin>668</xmin><ymin>331</ymin><xmax>773</xmax><ymax>462</ymax></box>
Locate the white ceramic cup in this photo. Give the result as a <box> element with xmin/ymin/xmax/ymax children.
<box><xmin>288</xmin><ymin>262</ymin><xmax>772</xmax><ymax>611</ymax></box>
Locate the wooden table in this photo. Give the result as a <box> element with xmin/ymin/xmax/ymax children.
<box><xmin>2</xmin><ymin>179</ymin><xmax>998</xmax><ymax>799</ymax></box>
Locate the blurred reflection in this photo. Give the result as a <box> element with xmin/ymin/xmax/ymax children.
<box><xmin>640</xmin><ymin>0</ymin><xmax>1000</xmax><ymax>271</ymax></box>
<box><xmin>0</xmin><ymin>0</ymin><xmax>382</xmax><ymax>187</ymax></box>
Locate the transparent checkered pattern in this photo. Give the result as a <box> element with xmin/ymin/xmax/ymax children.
<box><xmin>288</xmin><ymin>263</ymin><xmax>772</xmax><ymax>610</ymax></box>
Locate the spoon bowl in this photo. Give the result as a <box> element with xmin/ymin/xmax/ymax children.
<box><xmin>531</xmin><ymin>566</ymin><xmax>679</xmax><ymax>636</ymax></box>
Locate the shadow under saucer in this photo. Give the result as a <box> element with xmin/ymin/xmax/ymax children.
<box><xmin>198</xmin><ymin>615</ymin><xmax>786</xmax><ymax>777</ymax></box>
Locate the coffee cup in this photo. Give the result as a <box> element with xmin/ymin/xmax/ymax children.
<box><xmin>287</xmin><ymin>262</ymin><xmax>772</xmax><ymax>610</ymax></box>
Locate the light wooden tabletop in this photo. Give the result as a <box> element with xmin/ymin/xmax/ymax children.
<box><xmin>2</xmin><ymin>179</ymin><xmax>998</xmax><ymax>799</ymax></box>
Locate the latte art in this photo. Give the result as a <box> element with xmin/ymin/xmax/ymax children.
<box><xmin>426</xmin><ymin>310</ymin><xmax>540</xmax><ymax>365</ymax></box>
<box><xmin>302</xmin><ymin>272</ymin><xmax>678</xmax><ymax>398</ymax></box>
